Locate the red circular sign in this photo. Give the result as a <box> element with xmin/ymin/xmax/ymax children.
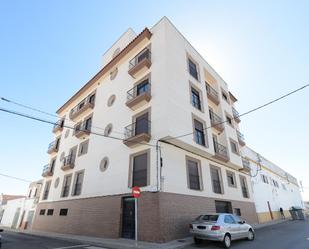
<box><xmin>132</xmin><ymin>186</ymin><xmax>141</xmax><ymax>198</ymax></box>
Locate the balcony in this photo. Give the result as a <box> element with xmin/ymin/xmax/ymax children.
<box><xmin>61</xmin><ymin>155</ymin><xmax>75</xmax><ymax>171</ymax></box>
<box><xmin>232</xmin><ymin>107</ymin><xmax>241</xmax><ymax>123</ymax></box>
<box><xmin>52</xmin><ymin>119</ymin><xmax>64</xmax><ymax>133</ymax></box>
<box><xmin>237</xmin><ymin>130</ymin><xmax>246</xmax><ymax>146</ymax></box>
<box><xmin>128</xmin><ymin>48</ymin><xmax>151</xmax><ymax>78</ymax></box>
<box><xmin>69</xmin><ymin>94</ymin><xmax>95</xmax><ymax>121</ymax></box>
<box><xmin>126</xmin><ymin>83</ymin><xmax>151</xmax><ymax>110</ymax></box>
<box><xmin>213</xmin><ymin>141</ymin><xmax>229</xmax><ymax>162</ymax></box>
<box><xmin>240</xmin><ymin>157</ymin><xmax>251</xmax><ymax>173</ymax></box>
<box><xmin>47</xmin><ymin>140</ymin><xmax>59</xmax><ymax>154</ymax></box>
<box><xmin>42</xmin><ymin>164</ymin><xmax>54</xmax><ymax>177</ymax></box>
<box><xmin>206</xmin><ymin>83</ymin><xmax>220</xmax><ymax>105</ymax></box>
<box><xmin>74</xmin><ymin>121</ymin><xmax>91</xmax><ymax>138</ymax></box>
<box><xmin>209</xmin><ymin>110</ymin><xmax>224</xmax><ymax>132</ymax></box>
<box><xmin>123</xmin><ymin>119</ymin><xmax>151</xmax><ymax>147</ymax></box>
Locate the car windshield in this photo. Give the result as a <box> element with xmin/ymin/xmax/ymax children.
<box><xmin>201</xmin><ymin>215</ymin><xmax>219</xmax><ymax>222</ymax></box>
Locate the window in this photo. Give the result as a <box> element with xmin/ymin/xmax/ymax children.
<box><xmin>191</xmin><ymin>87</ymin><xmax>202</xmax><ymax>110</ymax></box>
<box><xmin>61</xmin><ymin>174</ymin><xmax>72</xmax><ymax>198</ymax></box>
<box><xmin>72</xmin><ymin>171</ymin><xmax>84</xmax><ymax>196</ymax></box>
<box><xmin>282</xmin><ymin>184</ymin><xmax>287</xmax><ymax>190</ymax></box>
<box><xmin>42</xmin><ymin>181</ymin><xmax>51</xmax><ymax>200</ymax></box>
<box><xmin>88</xmin><ymin>93</ymin><xmax>95</xmax><ymax>105</ymax></box>
<box><xmin>84</xmin><ymin>116</ymin><xmax>92</xmax><ymax>132</ymax></box>
<box><xmin>226</xmin><ymin>115</ymin><xmax>233</xmax><ymax>126</ymax></box>
<box><xmin>230</xmin><ymin>140</ymin><xmax>239</xmax><ymax>154</ymax></box>
<box><xmin>131</xmin><ymin>151</ymin><xmax>149</xmax><ymax>187</ymax></box>
<box><xmin>55</xmin><ymin>137</ymin><xmax>61</xmax><ymax>150</ymax></box>
<box><xmin>194</xmin><ymin>119</ymin><xmax>206</xmax><ymax>146</ymax></box>
<box><xmin>50</xmin><ymin>158</ymin><xmax>56</xmax><ymax>173</ymax></box>
<box><xmin>222</xmin><ymin>91</ymin><xmax>229</xmax><ymax>102</ymax></box>
<box><xmin>28</xmin><ymin>189</ymin><xmax>32</xmax><ymax>198</ymax></box>
<box><xmin>39</xmin><ymin>209</ymin><xmax>46</xmax><ymax>215</ymax></box>
<box><xmin>240</xmin><ymin>175</ymin><xmax>249</xmax><ymax>198</ymax></box>
<box><xmin>261</xmin><ymin>174</ymin><xmax>269</xmax><ymax>184</ymax></box>
<box><xmin>226</xmin><ymin>170</ymin><xmax>236</xmax><ymax>188</ymax></box>
<box><xmin>215</xmin><ymin>201</ymin><xmax>232</xmax><ymax>213</ymax></box>
<box><xmin>224</xmin><ymin>215</ymin><xmax>236</xmax><ymax>224</ymax></box>
<box><xmin>47</xmin><ymin>209</ymin><xmax>54</xmax><ymax>216</ymax></box>
<box><xmin>78</xmin><ymin>140</ymin><xmax>89</xmax><ymax>156</ymax></box>
<box><xmin>273</xmin><ymin>180</ymin><xmax>279</xmax><ymax>188</ymax></box>
<box><xmin>211</xmin><ymin>166</ymin><xmax>223</xmax><ymax>194</ymax></box>
<box><xmin>188</xmin><ymin>58</ymin><xmax>198</xmax><ymax>80</ymax></box>
<box><xmin>59</xmin><ymin>208</ymin><xmax>68</xmax><ymax>216</ymax></box>
<box><xmin>234</xmin><ymin>208</ymin><xmax>241</xmax><ymax>216</ymax></box>
<box><xmin>186</xmin><ymin>158</ymin><xmax>202</xmax><ymax>190</ymax></box>
<box><xmin>134</xmin><ymin>111</ymin><xmax>150</xmax><ymax>136</ymax></box>
<box><xmin>136</xmin><ymin>79</ymin><xmax>150</xmax><ymax>96</ymax></box>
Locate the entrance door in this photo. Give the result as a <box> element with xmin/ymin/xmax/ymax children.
<box><xmin>135</xmin><ymin>112</ymin><xmax>149</xmax><ymax>136</ymax></box>
<box><xmin>122</xmin><ymin>197</ymin><xmax>136</xmax><ymax>239</ymax></box>
<box><xmin>26</xmin><ymin>211</ymin><xmax>35</xmax><ymax>230</ymax></box>
<box><xmin>11</xmin><ymin>208</ymin><xmax>21</xmax><ymax>229</ymax></box>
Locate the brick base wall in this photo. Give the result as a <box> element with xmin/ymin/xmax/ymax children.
<box><xmin>32</xmin><ymin>192</ymin><xmax>258</xmax><ymax>242</ymax></box>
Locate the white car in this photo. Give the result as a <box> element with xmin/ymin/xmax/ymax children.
<box><xmin>190</xmin><ymin>213</ymin><xmax>255</xmax><ymax>248</ymax></box>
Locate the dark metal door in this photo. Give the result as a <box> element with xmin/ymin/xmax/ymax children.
<box><xmin>122</xmin><ymin>197</ymin><xmax>135</xmax><ymax>239</ymax></box>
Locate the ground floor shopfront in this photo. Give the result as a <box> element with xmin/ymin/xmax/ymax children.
<box><xmin>32</xmin><ymin>192</ymin><xmax>258</xmax><ymax>242</ymax></box>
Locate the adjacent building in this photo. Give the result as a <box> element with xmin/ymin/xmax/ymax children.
<box><xmin>242</xmin><ymin>147</ymin><xmax>303</xmax><ymax>223</ymax></box>
<box><xmin>31</xmin><ymin>17</ymin><xmax>302</xmax><ymax>242</ymax></box>
<box><xmin>0</xmin><ymin>181</ymin><xmax>42</xmax><ymax>230</ymax></box>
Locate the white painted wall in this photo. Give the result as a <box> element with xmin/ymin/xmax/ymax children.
<box><xmin>243</xmin><ymin>146</ymin><xmax>303</xmax><ymax>213</ymax></box>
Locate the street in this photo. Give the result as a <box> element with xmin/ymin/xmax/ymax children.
<box><xmin>184</xmin><ymin>220</ymin><xmax>309</xmax><ymax>249</ymax></box>
<box><xmin>0</xmin><ymin>220</ymin><xmax>308</xmax><ymax>249</ymax></box>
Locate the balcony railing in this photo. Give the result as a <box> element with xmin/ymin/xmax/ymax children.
<box><xmin>47</xmin><ymin>140</ymin><xmax>59</xmax><ymax>154</ymax></box>
<box><xmin>209</xmin><ymin>110</ymin><xmax>224</xmax><ymax>132</ymax></box>
<box><xmin>206</xmin><ymin>82</ymin><xmax>220</xmax><ymax>105</ymax></box>
<box><xmin>232</xmin><ymin>107</ymin><xmax>241</xmax><ymax>123</ymax></box>
<box><xmin>74</xmin><ymin>121</ymin><xmax>91</xmax><ymax>138</ymax></box>
<box><xmin>128</xmin><ymin>48</ymin><xmax>151</xmax><ymax>77</ymax></box>
<box><xmin>69</xmin><ymin>93</ymin><xmax>95</xmax><ymax>120</ymax></box>
<box><xmin>52</xmin><ymin>119</ymin><xmax>64</xmax><ymax>133</ymax></box>
<box><xmin>123</xmin><ymin>119</ymin><xmax>151</xmax><ymax>147</ymax></box>
<box><xmin>213</xmin><ymin>141</ymin><xmax>229</xmax><ymax>162</ymax></box>
<box><xmin>237</xmin><ymin>130</ymin><xmax>245</xmax><ymax>146</ymax></box>
<box><xmin>61</xmin><ymin>154</ymin><xmax>75</xmax><ymax>171</ymax></box>
<box><xmin>126</xmin><ymin>83</ymin><xmax>151</xmax><ymax>110</ymax></box>
<box><xmin>42</xmin><ymin>164</ymin><xmax>54</xmax><ymax>177</ymax></box>
<box><xmin>241</xmin><ymin>157</ymin><xmax>251</xmax><ymax>172</ymax></box>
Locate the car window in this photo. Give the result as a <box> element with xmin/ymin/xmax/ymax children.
<box><xmin>224</xmin><ymin>215</ymin><xmax>236</xmax><ymax>224</ymax></box>
<box><xmin>201</xmin><ymin>215</ymin><xmax>219</xmax><ymax>222</ymax></box>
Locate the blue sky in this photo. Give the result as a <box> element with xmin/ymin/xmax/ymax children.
<box><xmin>0</xmin><ymin>1</ymin><xmax>308</xmax><ymax>201</ymax></box>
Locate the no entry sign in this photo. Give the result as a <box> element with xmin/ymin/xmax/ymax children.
<box><xmin>132</xmin><ymin>186</ymin><xmax>141</xmax><ymax>198</ymax></box>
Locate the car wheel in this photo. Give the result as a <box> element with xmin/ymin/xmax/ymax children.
<box><xmin>223</xmin><ymin>234</ymin><xmax>231</xmax><ymax>248</ymax></box>
<box><xmin>194</xmin><ymin>237</ymin><xmax>202</xmax><ymax>244</ymax></box>
<box><xmin>247</xmin><ymin>229</ymin><xmax>255</xmax><ymax>241</ymax></box>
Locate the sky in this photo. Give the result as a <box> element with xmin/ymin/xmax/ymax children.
<box><xmin>0</xmin><ymin>1</ymin><xmax>308</xmax><ymax>201</ymax></box>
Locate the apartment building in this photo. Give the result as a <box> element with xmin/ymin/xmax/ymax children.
<box><xmin>242</xmin><ymin>147</ymin><xmax>303</xmax><ymax>223</ymax></box>
<box><xmin>0</xmin><ymin>180</ymin><xmax>42</xmax><ymax>230</ymax></box>
<box><xmin>32</xmin><ymin>17</ymin><xmax>257</xmax><ymax>242</ymax></box>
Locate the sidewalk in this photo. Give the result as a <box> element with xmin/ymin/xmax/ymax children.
<box><xmin>1</xmin><ymin>219</ymin><xmax>294</xmax><ymax>249</ymax></box>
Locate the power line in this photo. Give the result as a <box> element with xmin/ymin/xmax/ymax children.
<box><xmin>165</xmin><ymin>83</ymin><xmax>309</xmax><ymax>141</ymax></box>
<box><xmin>0</xmin><ymin>96</ymin><xmax>125</xmax><ymax>136</ymax></box>
<box><xmin>0</xmin><ymin>173</ymin><xmax>32</xmax><ymax>183</ymax></box>
<box><xmin>0</xmin><ymin>107</ymin><xmax>157</xmax><ymax>147</ymax></box>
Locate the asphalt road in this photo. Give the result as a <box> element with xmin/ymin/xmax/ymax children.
<box><xmin>184</xmin><ymin>220</ymin><xmax>309</xmax><ymax>249</ymax></box>
<box><xmin>0</xmin><ymin>231</ymin><xmax>108</xmax><ymax>249</ymax></box>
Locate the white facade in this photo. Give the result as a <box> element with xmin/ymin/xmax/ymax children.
<box><xmin>41</xmin><ymin>17</ymin><xmax>252</xmax><ymax>207</ymax></box>
<box><xmin>243</xmin><ymin>146</ymin><xmax>303</xmax><ymax>222</ymax></box>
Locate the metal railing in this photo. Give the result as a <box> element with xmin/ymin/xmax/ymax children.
<box><xmin>124</xmin><ymin>119</ymin><xmax>151</xmax><ymax>139</ymax></box>
<box><xmin>53</xmin><ymin>119</ymin><xmax>64</xmax><ymax>130</ymax></box>
<box><xmin>74</xmin><ymin>120</ymin><xmax>91</xmax><ymax>134</ymax></box>
<box><xmin>209</xmin><ymin>110</ymin><xmax>223</xmax><ymax>127</ymax></box>
<box><xmin>242</xmin><ymin>157</ymin><xmax>250</xmax><ymax>169</ymax></box>
<box><xmin>206</xmin><ymin>82</ymin><xmax>219</xmax><ymax>100</ymax></box>
<box><xmin>212</xmin><ymin>179</ymin><xmax>223</xmax><ymax>194</ymax></box>
<box><xmin>127</xmin><ymin>83</ymin><xmax>151</xmax><ymax>101</ymax></box>
<box><xmin>232</xmin><ymin>107</ymin><xmax>240</xmax><ymax>119</ymax></box>
<box><xmin>129</xmin><ymin>48</ymin><xmax>151</xmax><ymax>69</ymax></box>
<box><xmin>237</xmin><ymin>130</ymin><xmax>245</xmax><ymax>142</ymax></box>
<box><xmin>62</xmin><ymin>154</ymin><xmax>75</xmax><ymax>167</ymax></box>
<box><xmin>70</xmin><ymin>93</ymin><xmax>95</xmax><ymax>118</ymax></box>
<box><xmin>42</xmin><ymin>164</ymin><xmax>51</xmax><ymax>175</ymax></box>
<box><xmin>213</xmin><ymin>141</ymin><xmax>228</xmax><ymax>158</ymax></box>
<box><xmin>48</xmin><ymin>139</ymin><xmax>59</xmax><ymax>151</ymax></box>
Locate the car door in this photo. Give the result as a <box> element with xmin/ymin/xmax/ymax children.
<box><xmin>233</xmin><ymin>215</ymin><xmax>249</xmax><ymax>238</ymax></box>
<box><xmin>224</xmin><ymin>215</ymin><xmax>240</xmax><ymax>240</ymax></box>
